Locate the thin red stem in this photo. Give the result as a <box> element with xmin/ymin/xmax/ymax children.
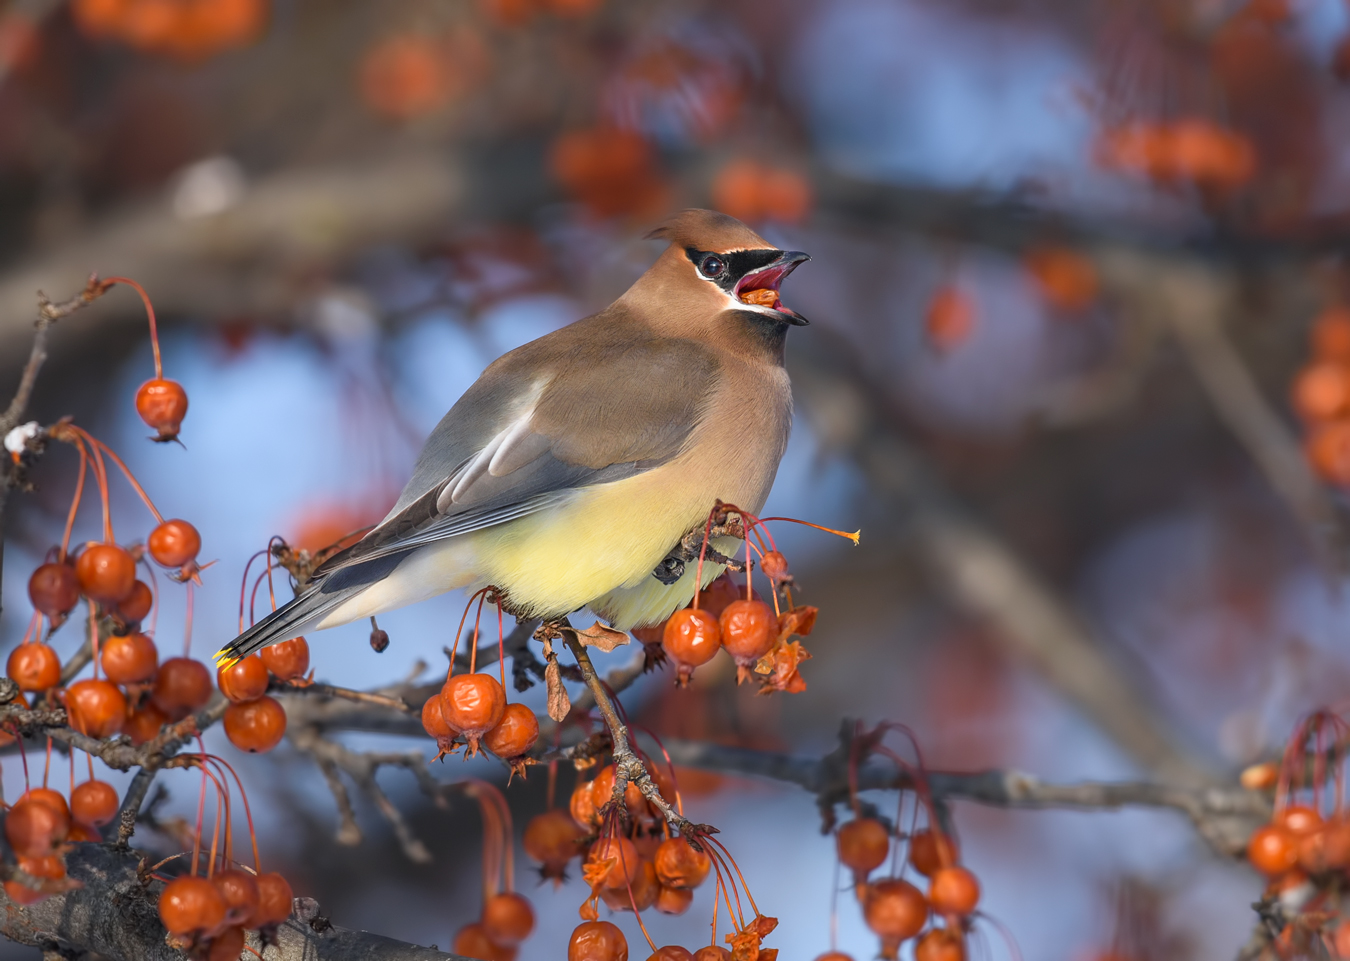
<box><xmin>106</xmin><ymin>277</ymin><xmax>162</xmax><ymax>379</ymax></box>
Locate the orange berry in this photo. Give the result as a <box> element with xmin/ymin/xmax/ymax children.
<box><xmin>718</xmin><ymin>599</ymin><xmax>776</xmax><ymax>672</ymax></box>
<box><xmin>837</xmin><ymin>817</ymin><xmax>890</xmax><ymax>877</ymax></box>
<box><xmin>759</xmin><ymin>551</ymin><xmax>790</xmax><ymax>581</ymax></box>
<box><xmin>761</xmin><ymin>168</ymin><xmax>812</xmax><ymax>224</ymax></box>
<box><xmin>151</xmin><ymin>657</ymin><xmax>213</xmax><ymax>720</ymax></box>
<box><xmin>483</xmin><ymin>701</ymin><xmax>539</xmax><ymax>759</ymax></box>
<box><xmin>440</xmin><ymin>673</ymin><xmax>506</xmax><ymax>754</ymax></box>
<box><xmin>1277</xmin><ymin>804</ymin><xmax>1323</xmax><ymax>836</ymax></box>
<box><xmin>260</xmin><ymin>636</ymin><xmax>309</xmax><ymax>680</ymax></box>
<box><xmin>7</xmin><ymin>642</ymin><xmax>61</xmax><ymax>691</ymax></box>
<box><xmin>71</xmin><ymin>0</ymin><xmax>132</xmax><ymax>37</ymax></box>
<box><xmin>1025</xmin><ymin>246</ymin><xmax>1098</xmax><ymax>313</ymax></box>
<box><xmin>147</xmin><ymin>519</ymin><xmax>201</xmax><ymax>569</ymax></box>
<box><xmin>909</xmin><ymin>829</ymin><xmax>959</xmax><ymax>877</ymax></box>
<box><xmin>654</xmin><ymin>836</ymin><xmax>711</xmax><ymax>889</ymax></box>
<box><xmin>655</xmin><ymin>885</ymin><xmax>693</xmax><ymax>916</ymax></box>
<box><xmin>570</xmin><ymin>777</ymin><xmax>600</xmax><ymax>829</ymax></box>
<box><xmin>249</xmin><ymin>871</ymin><xmax>293</xmax><ymax>927</ymax></box>
<box><xmin>523</xmin><ymin>809</ymin><xmax>584</xmax><ymax>879</ymax></box>
<box><xmin>1312</xmin><ymin>307</ymin><xmax>1350</xmax><ymax>361</ymax></box>
<box><xmin>925</xmin><ymin>287</ymin><xmax>975</xmax><ymax>353</ymax></box>
<box><xmin>569</xmin><ymin>920</ymin><xmax>628</xmax><ymax>961</ymax></box>
<box><xmin>915</xmin><ymin>929</ymin><xmax>965</xmax><ymax>961</ymax></box>
<box><xmin>1292</xmin><ymin>363</ymin><xmax>1350</xmax><ymax>422</ymax></box>
<box><xmin>662</xmin><ymin>608</ymin><xmax>721</xmax><ymax>683</ymax></box>
<box><xmin>6</xmin><ymin>853</ymin><xmax>65</xmax><ymax>905</ymax></box>
<box><xmin>591</xmin><ymin>764</ymin><xmax>645</xmax><ymax>816</ymax></box>
<box><xmin>1306</xmin><ymin>420</ymin><xmax>1350</xmax><ymax>485</ymax></box>
<box><xmin>101</xmin><ymin>632</ymin><xmax>158</xmax><ymax>685</ymax></box>
<box><xmin>75</xmin><ymin>543</ymin><xmax>136</xmax><ymax>605</ymax></box>
<box><xmin>928</xmin><ymin>866</ymin><xmax>980</xmax><ymax>916</ymax></box>
<box><xmin>19</xmin><ymin>788</ymin><xmax>69</xmax><ymax>820</ymax></box>
<box><xmin>649</xmin><ymin>948</ymin><xmax>694</xmax><ymax>961</ymax></box>
<box><xmin>692</xmin><ymin>947</ymin><xmax>731</xmax><ymax>961</ymax></box>
<box><xmin>115</xmin><ymin>579</ymin><xmax>154</xmax><ymax>624</ymax></box>
<box><xmin>483</xmin><ymin>890</ymin><xmax>535</xmax><ymax>946</ymax></box>
<box><xmin>65</xmin><ymin>679</ymin><xmax>127</xmax><ymax>738</ymax></box>
<box><xmin>70</xmin><ymin>779</ymin><xmax>119</xmax><ymax>826</ymax></box>
<box><xmin>1240</xmin><ymin>761</ymin><xmax>1278</xmax><ymax>791</ymax></box>
<box><xmin>359</xmin><ymin>34</ymin><xmax>451</xmax><ymax>120</ymax></box>
<box><xmin>601</xmin><ymin>858</ymin><xmax>659</xmax><ymax>913</ymax></box>
<box><xmin>863</xmin><ymin>878</ymin><xmax>928</xmax><ymax>944</ymax></box>
<box><xmin>454</xmin><ymin>921</ymin><xmax>518</xmax><ymax>961</ymax></box>
<box><xmin>205</xmin><ymin>926</ymin><xmax>245</xmax><ymax>961</ymax></box>
<box><xmin>135</xmin><ymin>378</ymin><xmax>188</xmax><ymax>442</ymax></box>
<box><xmin>813</xmin><ymin>955</ymin><xmax>855</xmax><ymax>961</ymax></box>
<box><xmin>217</xmin><ymin>655</ymin><xmax>269</xmax><ymax>703</ymax></box>
<box><xmin>589</xmin><ymin>836</ymin><xmax>641</xmax><ymax>889</ymax></box>
<box><xmin>224</xmin><ymin>695</ymin><xmax>287</xmax><ymax>752</ymax></box>
<box><xmin>212</xmin><ymin>868</ymin><xmax>259</xmax><ymax>927</ymax></box>
<box><xmin>159</xmin><ymin>875</ymin><xmax>227</xmax><ymax>936</ymax></box>
<box><xmin>27</xmin><ymin>562</ymin><xmax>79</xmax><ymax>621</ymax></box>
<box><xmin>5</xmin><ymin>798</ymin><xmax>69</xmax><ymax>858</ymax></box>
<box><xmin>421</xmin><ymin>693</ymin><xmax>456</xmax><ymax>755</ymax></box>
<box><xmin>712</xmin><ymin>159</ymin><xmax>765</xmax><ymax>223</ymax></box>
<box><xmin>1249</xmin><ymin>823</ymin><xmax>1299</xmax><ymax>876</ymax></box>
<box><xmin>124</xmin><ymin>700</ymin><xmax>169</xmax><ymax>746</ymax></box>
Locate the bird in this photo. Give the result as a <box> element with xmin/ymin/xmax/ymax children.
<box><xmin>216</xmin><ymin>209</ymin><xmax>810</xmax><ymax>665</ymax></box>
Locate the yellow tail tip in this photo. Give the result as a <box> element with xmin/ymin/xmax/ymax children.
<box><xmin>213</xmin><ymin>648</ymin><xmax>239</xmax><ymax>670</ymax></box>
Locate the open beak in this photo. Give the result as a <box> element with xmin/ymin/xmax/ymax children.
<box><xmin>735</xmin><ymin>250</ymin><xmax>811</xmax><ymax>325</ymax></box>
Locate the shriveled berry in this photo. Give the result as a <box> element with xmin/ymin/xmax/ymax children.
<box><xmin>217</xmin><ymin>655</ymin><xmax>270</xmax><ymax>703</ymax></box>
<box><xmin>455</xmin><ymin>922</ymin><xmax>518</xmax><ymax>961</ymax></box>
<box><xmin>151</xmin><ymin>657</ymin><xmax>212</xmax><ymax>720</ymax></box>
<box><xmin>1249</xmin><ymin>823</ymin><xmax>1300</xmax><ymax>876</ymax></box>
<box><xmin>70</xmin><ymin>780</ymin><xmax>119</xmax><ymax>826</ymax></box>
<box><xmin>662</xmin><ymin>608</ymin><xmax>721</xmax><ymax>683</ymax></box>
<box><xmin>115</xmin><ymin>580</ymin><xmax>153</xmax><ymax>624</ymax></box>
<box><xmin>5</xmin><ymin>798</ymin><xmax>69</xmax><ymax>858</ymax></box>
<box><xmin>421</xmin><ymin>693</ymin><xmax>457</xmax><ymax>757</ymax></box>
<box><xmin>654</xmin><ymin>837</ymin><xmax>711</xmax><ymax>889</ymax></box>
<box><xmin>569</xmin><ymin>920</ymin><xmax>628</xmax><ymax>961</ymax></box>
<box><xmin>224</xmin><ymin>695</ymin><xmax>287</xmax><ymax>752</ymax></box>
<box><xmin>691</xmin><ymin>948</ymin><xmax>730</xmax><ymax>961</ymax></box>
<box><xmin>571</xmin><ymin>778</ymin><xmax>600</xmax><ymax>829</ymax></box>
<box><xmin>601</xmin><ymin>859</ymin><xmax>659</xmax><ymax>913</ymax></box>
<box><xmin>524</xmin><ymin>809</ymin><xmax>584</xmax><ymax>880</ymax></box>
<box><xmin>863</xmin><ymin>878</ymin><xmax>928</xmax><ymax>946</ymax></box>
<box><xmin>124</xmin><ymin>701</ymin><xmax>168</xmax><ymax>746</ymax></box>
<box><xmin>100</xmin><ymin>632</ymin><xmax>158</xmax><ymax>685</ymax></box>
<box><xmin>28</xmin><ymin>563</ymin><xmax>78</xmax><ymax>621</ymax></box>
<box><xmin>484</xmin><ymin>702</ymin><xmax>539</xmax><ymax>759</ymax></box>
<box><xmin>718</xmin><ymin>599</ymin><xmax>776</xmax><ymax>676</ymax></box>
<box><xmin>908</xmin><ymin>829</ymin><xmax>958</xmax><ymax>877</ymax></box>
<box><xmin>135</xmin><ymin>378</ymin><xmax>189</xmax><ymax>442</ymax></box>
<box><xmin>915</xmin><ymin>929</ymin><xmax>965</xmax><ymax>961</ymax></box>
<box><xmin>759</xmin><ymin>551</ymin><xmax>790</xmax><ymax>581</ymax></box>
<box><xmin>159</xmin><ymin>875</ymin><xmax>227</xmax><ymax>935</ymax></box>
<box><xmin>589</xmin><ymin>836</ymin><xmax>641</xmax><ymax>889</ymax></box>
<box><xmin>65</xmin><ymin>679</ymin><xmax>127</xmax><ymax>738</ymax></box>
<box><xmin>250</xmin><ymin>871</ymin><xmax>293</xmax><ymax>927</ymax></box>
<box><xmin>212</xmin><ymin>868</ymin><xmax>260</xmax><ymax>927</ymax></box>
<box><xmin>837</xmin><ymin>818</ymin><xmax>889</xmax><ymax>877</ymax></box>
<box><xmin>75</xmin><ymin>543</ymin><xmax>136</xmax><ymax>605</ymax></box>
<box><xmin>649</xmin><ymin>948</ymin><xmax>694</xmax><ymax>961</ymax></box>
<box><xmin>147</xmin><ymin>519</ymin><xmax>201</xmax><ymax>569</ymax></box>
<box><xmin>655</xmin><ymin>885</ymin><xmax>693</xmax><ymax>915</ymax></box>
<box><xmin>440</xmin><ymin>673</ymin><xmax>505</xmax><ymax>754</ymax></box>
<box><xmin>483</xmin><ymin>891</ymin><xmax>535</xmax><ymax>946</ymax></box>
<box><xmin>7</xmin><ymin>643</ymin><xmax>61</xmax><ymax>692</ymax></box>
<box><xmin>260</xmin><ymin>636</ymin><xmax>309</xmax><ymax>680</ymax></box>
<box><xmin>928</xmin><ymin>866</ymin><xmax>980</xmax><ymax>916</ymax></box>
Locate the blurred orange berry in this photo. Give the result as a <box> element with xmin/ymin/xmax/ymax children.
<box><xmin>925</xmin><ymin>286</ymin><xmax>976</xmax><ymax>353</ymax></box>
<box><xmin>711</xmin><ymin>159</ymin><xmax>811</xmax><ymax>225</ymax></box>
<box><xmin>1306</xmin><ymin>421</ymin><xmax>1350</xmax><ymax>485</ymax></box>
<box><xmin>1292</xmin><ymin>362</ymin><xmax>1350</xmax><ymax>422</ymax></box>
<box><xmin>478</xmin><ymin>0</ymin><xmax>535</xmax><ymax>28</ymax></box>
<box><xmin>1311</xmin><ymin>307</ymin><xmax>1350</xmax><ymax>361</ymax></box>
<box><xmin>72</xmin><ymin>0</ymin><xmax>134</xmax><ymax>37</ymax></box>
<box><xmin>1170</xmin><ymin>119</ymin><xmax>1255</xmax><ymax>190</ymax></box>
<box><xmin>1240</xmin><ymin>761</ymin><xmax>1278</xmax><ymax>791</ymax></box>
<box><xmin>549</xmin><ymin>126</ymin><xmax>666</xmax><ymax>217</ymax></box>
<box><xmin>1024</xmin><ymin>246</ymin><xmax>1098</xmax><ymax>314</ymax></box>
<box><xmin>0</xmin><ymin>14</ymin><xmax>40</xmax><ymax>71</ymax></box>
<box><xmin>360</xmin><ymin>35</ymin><xmax>451</xmax><ymax>120</ymax></box>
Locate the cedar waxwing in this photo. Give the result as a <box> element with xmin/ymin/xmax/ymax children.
<box><xmin>217</xmin><ymin>209</ymin><xmax>810</xmax><ymax>663</ymax></box>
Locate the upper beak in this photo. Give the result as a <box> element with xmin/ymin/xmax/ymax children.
<box><xmin>737</xmin><ymin>250</ymin><xmax>812</xmax><ymax>326</ymax></box>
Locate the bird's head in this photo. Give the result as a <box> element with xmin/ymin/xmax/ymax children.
<box><xmin>638</xmin><ymin>209</ymin><xmax>811</xmax><ymax>330</ymax></box>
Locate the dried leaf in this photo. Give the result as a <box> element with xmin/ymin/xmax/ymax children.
<box><xmin>758</xmin><ymin>641</ymin><xmax>811</xmax><ymax>695</ymax></box>
<box><xmin>545</xmin><ymin>647</ymin><xmax>571</xmax><ymax>722</ymax></box>
<box><xmin>574</xmin><ymin>623</ymin><xmax>631</xmax><ymax>652</ymax></box>
<box><xmin>776</xmin><ymin>605</ymin><xmax>818</xmax><ymax>642</ymax></box>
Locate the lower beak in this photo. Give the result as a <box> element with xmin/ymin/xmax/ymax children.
<box><xmin>742</xmin><ymin>250</ymin><xmax>811</xmax><ymax>326</ymax></box>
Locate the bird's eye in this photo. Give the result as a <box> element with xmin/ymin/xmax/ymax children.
<box><xmin>700</xmin><ymin>255</ymin><xmax>725</xmax><ymax>278</ymax></box>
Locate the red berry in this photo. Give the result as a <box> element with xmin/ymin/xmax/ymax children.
<box><xmin>697</xmin><ymin>573</ymin><xmax>743</xmax><ymax>620</ymax></box>
<box><xmin>75</xmin><ymin>543</ymin><xmax>137</xmax><ymax>605</ymax></box>
<box><xmin>523</xmin><ymin>810</ymin><xmax>584</xmax><ymax>880</ymax></box>
<box><xmin>928</xmin><ymin>866</ymin><xmax>980</xmax><ymax>916</ymax></box>
<box><xmin>483</xmin><ymin>702</ymin><xmax>539</xmax><ymax>759</ymax></box>
<box><xmin>915</xmin><ymin>929</ymin><xmax>965</xmax><ymax>961</ymax></box>
<box><xmin>159</xmin><ymin>875</ymin><xmax>227</xmax><ymax>935</ymax></box>
<box><xmin>212</xmin><ymin>868</ymin><xmax>260</xmax><ymax>927</ymax></box>
<box><xmin>863</xmin><ymin>878</ymin><xmax>928</xmax><ymax>947</ymax></box>
<box><xmin>601</xmin><ymin>858</ymin><xmax>659</xmax><ymax>913</ymax></box>
<box><xmin>250</xmin><ymin>871</ymin><xmax>294</xmax><ymax>927</ymax></box>
<box><xmin>718</xmin><ymin>599</ymin><xmax>776</xmax><ymax>673</ymax></box>
<box><xmin>483</xmin><ymin>891</ymin><xmax>535</xmax><ymax>946</ymax></box>
<box><xmin>217</xmin><ymin>655</ymin><xmax>270</xmax><ymax>703</ymax></box>
<box><xmin>589</xmin><ymin>836</ymin><xmax>641</xmax><ymax>889</ymax></box>
<box><xmin>654</xmin><ymin>837</ymin><xmax>711</xmax><ymax>889</ymax></box>
<box><xmin>590</xmin><ymin>764</ymin><xmax>645</xmax><ymax>816</ymax></box>
<box><xmin>260</xmin><ymin>636</ymin><xmax>309</xmax><ymax>680</ymax></box>
<box><xmin>662</xmin><ymin>608</ymin><xmax>721</xmax><ymax>683</ymax></box>
<box><xmin>908</xmin><ymin>829</ymin><xmax>958</xmax><ymax>877</ymax></box>
<box><xmin>65</xmin><ymin>679</ymin><xmax>127</xmax><ymax>738</ymax></box>
<box><xmin>100</xmin><ymin>632</ymin><xmax>158</xmax><ymax>685</ymax></box>
<box><xmin>454</xmin><ymin>922</ymin><xmax>518</xmax><ymax>961</ymax></box>
<box><xmin>421</xmin><ymin>691</ymin><xmax>456</xmax><ymax>755</ymax></box>
<box><xmin>206</xmin><ymin>926</ymin><xmax>245</xmax><ymax>961</ymax></box>
<box><xmin>71</xmin><ymin>780</ymin><xmax>119</xmax><ymax>827</ymax></box>
<box><xmin>135</xmin><ymin>378</ymin><xmax>189</xmax><ymax>442</ymax></box>
<box><xmin>692</xmin><ymin>948</ymin><xmax>731</xmax><ymax>961</ymax></box>
<box><xmin>7</xmin><ymin>643</ymin><xmax>61</xmax><ymax>691</ymax></box>
<box><xmin>569</xmin><ymin>920</ymin><xmax>628</xmax><ymax>961</ymax></box>
<box><xmin>1278</xmin><ymin>805</ymin><xmax>1323</xmax><ymax>837</ymax></box>
<box><xmin>6</xmin><ymin>853</ymin><xmax>66</xmax><ymax>905</ymax></box>
<box><xmin>655</xmin><ymin>886</ymin><xmax>693</xmax><ymax>916</ymax></box>
<box><xmin>837</xmin><ymin>818</ymin><xmax>890</xmax><ymax>878</ymax></box>
<box><xmin>759</xmin><ymin>551</ymin><xmax>790</xmax><ymax>581</ymax></box>
<box><xmin>570</xmin><ymin>778</ymin><xmax>600</xmax><ymax>829</ymax></box>
<box><xmin>124</xmin><ymin>701</ymin><xmax>169</xmax><ymax>746</ymax></box>
<box><xmin>224</xmin><ymin>695</ymin><xmax>287</xmax><ymax>753</ymax></box>
<box><xmin>147</xmin><ymin>519</ymin><xmax>201</xmax><ymax>569</ymax></box>
<box><xmin>19</xmin><ymin>788</ymin><xmax>70</xmax><ymax>819</ymax></box>
<box><xmin>28</xmin><ymin>562</ymin><xmax>78</xmax><ymax>621</ymax></box>
<box><xmin>151</xmin><ymin>657</ymin><xmax>213</xmax><ymax>720</ymax></box>
<box><xmin>649</xmin><ymin>948</ymin><xmax>694</xmax><ymax>961</ymax></box>
<box><xmin>1249</xmin><ymin>823</ymin><xmax>1300</xmax><ymax>876</ymax></box>
<box><xmin>5</xmin><ymin>798</ymin><xmax>69</xmax><ymax>858</ymax></box>
<box><xmin>67</xmin><ymin>820</ymin><xmax>101</xmax><ymax>842</ymax></box>
<box><xmin>115</xmin><ymin>580</ymin><xmax>154</xmax><ymax>624</ymax></box>
<box><xmin>440</xmin><ymin>673</ymin><xmax>505</xmax><ymax>754</ymax></box>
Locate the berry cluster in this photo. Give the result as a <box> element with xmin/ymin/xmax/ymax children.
<box><xmin>3</xmin><ymin>776</ymin><xmax>118</xmax><ymax>904</ymax></box>
<box><xmin>1095</xmin><ymin>119</ymin><xmax>1256</xmax><ymax>193</ymax></box>
<box><xmin>452</xmin><ymin>781</ymin><xmax>537</xmax><ymax>960</ymax></box>
<box><xmin>71</xmin><ymin>0</ymin><xmax>268</xmax><ymax>61</ymax></box>
<box><xmin>1241</xmin><ymin>710</ymin><xmax>1350</xmax><ymax>956</ymax></box>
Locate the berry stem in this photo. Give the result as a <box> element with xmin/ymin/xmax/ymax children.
<box><xmin>237</xmin><ymin>548</ymin><xmax>270</xmax><ymax>633</ymax></box>
<box><xmin>756</xmin><ymin>516</ymin><xmax>860</xmax><ymax>545</ymax></box>
<box><xmin>59</xmin><ymin>442</ymin><xmax>88</xmax><ymax>562</ymax></box>
<box><xmin>106</xmin><ymin>277</ymin><xmax>162</xmax><ymax>380</ymax></box>
<box><xmin>73</xmin><ymin>429</ymin><xmax>164</xmax><ymax>525</ymax></box>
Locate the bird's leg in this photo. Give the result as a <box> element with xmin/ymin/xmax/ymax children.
<box><xmin>562</xmin><ymin>632</ymin><xmax>714</xmax><ymax>840</ymax></box>
<box><xmin>652</xmin><ymin>510</ymin><xmax>750</xmax><ymax>583</ymax></box>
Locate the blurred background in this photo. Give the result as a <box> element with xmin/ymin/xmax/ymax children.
<box><xmin>3</xmin><ymin>0</ymin><xmax>1350</xmax><ymax>957</ymax></box>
